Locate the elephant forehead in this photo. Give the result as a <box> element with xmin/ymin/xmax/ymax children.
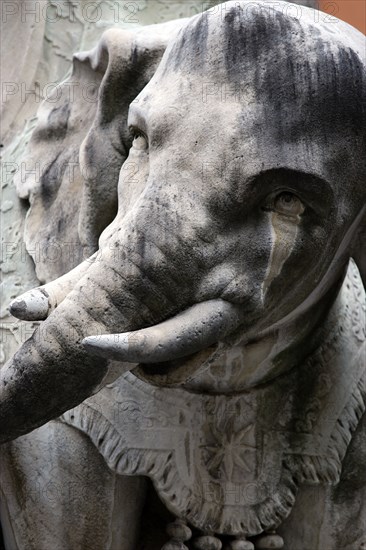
<box><xmin>164</xmin><ymin>0</ymin><xmax>366</xmax><ymax>79</ymax></box>
<box><xmin>135</xmin><ymin>87</ymin><xmax>244</xmax><ymax>153</ymax></box>
<box><xmin>160</xmin><ymin>6</ymin><xmax>365</xmax><ymax>137</ymax></box>
<box><xmin>136</xmin><ymin>79</ymin><xmax>337</xmax><ymax>203</ymax></box>
<box><xmin>137</xmin><ymin>0</ymin><xmax>365</xmax><ymax>205</ymax></box>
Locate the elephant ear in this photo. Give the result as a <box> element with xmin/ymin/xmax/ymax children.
<box><xmin>15</xmin><ymin>20</ymin><xmax>186</xmax><ymax>283</ymax></box>
<box><xmin>76</xmin><ymin>20</ymin><xmax>186</xmax><ymax>254</ymax></box>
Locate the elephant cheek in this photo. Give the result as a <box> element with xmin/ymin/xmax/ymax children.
<box><xmin>98</xmin><ymin>156</ymin><xmax>150</xmax><ymax>248</ymax></box>
<box><xmin>117</xmin><ymin>153</ymin><xmax>150</xmax><ymax>214</ymax></box>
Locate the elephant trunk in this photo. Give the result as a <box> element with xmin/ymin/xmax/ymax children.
<box><xmin>0</xmin><ymin>305</ymin><xmax>109</xmax><ymax>443</ymax></box>
<box><xmin>0</xmin><ymin>236</ymin><xmax>174</xmax><ymax>442</ymax></box>
<box><xmin>0</xmin><ymin>214</ymin><xmax>242</xmax><ymax>443</ymax></box>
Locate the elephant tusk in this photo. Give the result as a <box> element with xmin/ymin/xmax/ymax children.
<box><xmin>9</xmin><ymin>253</ymin><xmax>98</xmax><ymax>321</ymax></box>
<box><xmin>82</xmin><ymin>299</ymin><xmax>243</xmax><ymax>363</ymax></box>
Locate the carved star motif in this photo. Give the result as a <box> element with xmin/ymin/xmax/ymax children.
<box><xmin>202</xmin><ymin>423</ymin><xmax>256</xmax><ymax>481</ymax></box>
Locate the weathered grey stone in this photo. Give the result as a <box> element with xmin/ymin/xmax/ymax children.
<box><xmin>1</xmin><ymin>0</ymin><xmax>365</xmax><ymax>548</ymax></box>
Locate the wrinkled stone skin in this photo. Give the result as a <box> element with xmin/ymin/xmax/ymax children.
<box><xmin>1</xmin><ymin>1</ymin><xmax>365</xmax><ymax>549</ymax></box>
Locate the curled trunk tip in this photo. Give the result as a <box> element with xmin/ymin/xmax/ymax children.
<box><xmin>9</xmin><ymin>289</ymin><xmax>50</xmax><ymax>321</ymax></box>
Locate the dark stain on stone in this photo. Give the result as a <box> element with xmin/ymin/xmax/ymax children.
<box><xmin>167</xmin><ymin>13</ymin><xmax>209</xmax><ymax>72</ymax></box>
<box><xmin>10</xmin><ymin>300</ymin><xmax>27</xmax><ymax>317</ymax></box>
<box><xmin>40</xmin><ymin>151</ymin><xmax>64</xmax><ymax>207</ymax></box>
<box><xmin>46</xmin><ymin>103</ymin><xmax>71</xmax><ymax>140</ymax></box>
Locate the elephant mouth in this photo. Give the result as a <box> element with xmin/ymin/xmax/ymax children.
<box><xmin>135</xmin><ymin>345</ymin><xmax>219</xmax><ymax>387</ymax></box>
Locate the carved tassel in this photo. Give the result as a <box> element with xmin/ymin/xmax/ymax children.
<box><xmin>193</xmin><ymin>534</ymin><xmax>223</xmax><ymax>549</ymax></box>
<box><xmin>254</xmin><ymin>531</ymin><xmax>284</xmax><ymax>549</ymax></box>
<box><xmin>226</xmin><ymin>537</ymin><xmax>255</xmax><ymax>549</ymax></box>
<box><xmin>162</xmin><ymin>518</ymin><xmax>192</xmax><ymax>550</ymax></box>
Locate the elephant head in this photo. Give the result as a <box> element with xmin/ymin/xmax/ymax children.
<box><xmin>1</xmin><ymin>0</ymin><xmax>365</xmax><ymax>443</ymax></box>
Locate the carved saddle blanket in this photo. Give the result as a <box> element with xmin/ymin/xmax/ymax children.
<box><xmin>62</xmin><ymin>261</ymin><xmax>366</xmax><ymax>537</ymax></box>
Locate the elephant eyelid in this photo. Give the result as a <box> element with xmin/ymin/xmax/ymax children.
<box><xmin>128</xmin><ymin>104</ymin><xmax>148</xmax><ymax>137</ymax></box>
<box><xmin>129</xmin><ymin>125</ymin><xmax>148</xmax><ymax>142</ymax></box>
<box><xmin>248</xmin><ymin>170</ymin><xmax>334</xmax><ymax>218</ymax></box>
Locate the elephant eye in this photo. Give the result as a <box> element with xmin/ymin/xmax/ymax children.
<box><xmin>131</xmin><ymin>129</ymin><xmax>148</xmax><ymax>151</ymax></box>
<box><xmin>264</xmin><ymin>192</ymin><xmax>305</xmax><ymax>219</ymax></box>
<box><xmin>274</xmin><ymin>192</ymin><xmax>304</xmax><ymax>217</ymax></box>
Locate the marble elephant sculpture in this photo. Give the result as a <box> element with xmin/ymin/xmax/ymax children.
<box><xmin>1</xmin><ymin>1</ymin><xmax>366</xmax><ymax>548</ymax></box>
